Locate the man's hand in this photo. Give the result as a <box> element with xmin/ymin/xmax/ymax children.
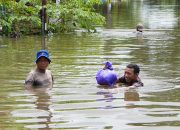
<box><xmin>125</xmin><ymin>86</ymin><xmax>136</xmax><ymax>91</ymax></box>
<box><xmin>25</xmin><ymin>84</ymin><xmax>33</xmax><ymax>90</ymax></box>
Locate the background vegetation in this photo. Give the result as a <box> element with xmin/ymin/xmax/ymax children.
<box><xmin>0</xmin><ymin>0</ymin><xmax>105</xmax><ymax>36</ymax></box>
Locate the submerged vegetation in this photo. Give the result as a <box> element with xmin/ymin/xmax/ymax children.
<box><xmin>0</xmin><ymin>0</ymin><xmax>105</xmax><ymax>37</ymax></box>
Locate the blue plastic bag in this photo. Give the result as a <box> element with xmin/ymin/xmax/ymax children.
<box><xmin>96</xmin><ymin>61</ymin><xmax>117</xmax><ymax>87</ymax></box>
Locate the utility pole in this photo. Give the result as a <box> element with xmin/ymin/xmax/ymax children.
<box><xmin>56</xmin><ymin>0</ymin><xmax>60</xmax><ymax>5</ymax></box>
<box><xmin>41</xmin><ymin>0</ymin><xmax>47</xmax><ymax>50</ymax></box>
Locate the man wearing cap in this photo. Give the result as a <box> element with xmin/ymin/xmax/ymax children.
<box><xmin>25</xmin><ymin>50</ymin><xmax>53</xmax><ymax>89</ymax></box>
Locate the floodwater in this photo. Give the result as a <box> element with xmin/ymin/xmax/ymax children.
<box><xmin>0</xmin><ymin>0</ymin><xmax>180</xmax><ymax>130</ymax></box>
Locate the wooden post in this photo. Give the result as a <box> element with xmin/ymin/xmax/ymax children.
<box><xmin>41</xmin><ymin>0</ymin><xmax>47</xmax><ymax>50</ymax></box>
<box><xmin>56</xmin><ymin>0</ymin><xmax>60</xmax><ymax>4</ymax></box>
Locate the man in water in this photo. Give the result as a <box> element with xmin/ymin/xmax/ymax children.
<box><xmin>25</xmin><ymin>50</ymin><xmax>53</xmax><ymax>89</ymax></box>
<box><xmin>136</xmin><ymin>23</ymin><xmax>143</xmax><ymax>32</ymax></box>
<box><xmin>117</xmin><ymin>64</ymin><xmax>143</xmax><ymax>89</ymax></box>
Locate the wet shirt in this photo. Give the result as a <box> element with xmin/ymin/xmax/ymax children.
<box><xmin>25</xmin><ymin>68</ymin><xmax>53</xmax><ymax>88</ymax></box>
<box><xmin>118</xmin><ymin>76</ymin><xmax>143</xmax><ymax>87</ymax></box>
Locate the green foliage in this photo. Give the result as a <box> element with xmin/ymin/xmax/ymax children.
<box><xmin>47</xmin><ymin>0</ymin><xmax>105</xmax><ymax>32</ymax></box>
<box><xmin>0</xmin><ymin>0</ymin><xmax>42</xmax><ymax>35</ymax></box>
<box><xmin>0</xmin><ymin>0</ymin><xmax>105</xmax><ymax>36</ymax></box>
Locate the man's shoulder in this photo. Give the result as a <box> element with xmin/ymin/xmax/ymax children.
<box><xmin>137</xmin><ymin>77</ymin><xmax>143</xmax><ymax>83</ymax></box>
<box><xmin>134</xmin><ymin>77</ymin><xmax>144</xmax><ymax>87</ymax></box>
<box><xmin>26</xmin><ymin>69</ymin><xmax>36</xmax><ymax>76</ymax></box>
<box><xmin>46</xmin><ymin>69</ymin><xmax>52</xmax><ymax>75</ymax></box>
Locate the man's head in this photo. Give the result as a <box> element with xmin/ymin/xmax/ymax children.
<box><xmin>36</xmin><ymin>50</ymin><xmax>51</xmax><ymax>63</ymax></box>
<box><xmin>124</xmin><ymin>64</ymin><xmax>140</xmax><ymax>83</ymax></box>
<box><xmin>136</xmin><ymin>23</ymin><xmax>143</xmax><ymax>32</ymax></box>
<box><xmin>36</xmin><ymin>50</ymin><xmax>51</xmax><ymax>70</ymax></box>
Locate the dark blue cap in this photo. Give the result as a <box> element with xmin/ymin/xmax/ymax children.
<box><xmin>36</xmin><ymin>50</ymin><xmax>51</xmax><ymax>63</ymax></box>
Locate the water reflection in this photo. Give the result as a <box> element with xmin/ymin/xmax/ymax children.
<box><xmin>96</xmin><ymin>85</ymin><xmax>118</xmax><ymax>103</ymax></box>
<box><xmin>124</xmin><ymin>90</ymin><xmax>140</xmax><ymax>101</ymax></box>
<box><xmin>11</xmin><ymin>88</ymin><xmax>52</xmax><ymax>129</ymax></box>
<box><xmin>27</xmin><ymin>89</ymin><xmax>52</xmax><ymax>130</ymax></box>
<box><xmin>96</xmin><ymin>85</ymin><xmax>140</xmax><ymax>110</ymax></box>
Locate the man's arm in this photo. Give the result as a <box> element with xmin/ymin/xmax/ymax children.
<box><xmin>126</xmin><ymin>78</ymin><xmax>143</xmax><ymax>90</ymax></box>
<box><xmin>133</xmin><ymin>81</ymin><xmax>143</xmax><ymax>87</ymax></box>
<box><xmin>25</xmin><ymin>72</ymin><xmax>34</xmax><ymax>89</ymax></box>
<box><xmin>116</xmin><ymin>76</ymin><xmax>126</xmax><ymax>83</ymax></box>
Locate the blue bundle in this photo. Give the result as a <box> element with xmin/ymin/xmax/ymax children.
<box><xmin>96</xmin><ymin>61</ymin><xmax>117</xmax><ymax>87</ymax></box>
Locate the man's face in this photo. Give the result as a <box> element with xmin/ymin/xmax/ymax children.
<box><xmin>124</xmin><ymin>67</ymin><xmax>137</xmax><ymax>83</ymax></box>
<box><xmin>36</xmin><ymin>57</ymin><xmax>49</xmax><ymax>70</ymax></box>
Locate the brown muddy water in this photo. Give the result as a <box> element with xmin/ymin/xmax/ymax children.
<box><xmin>0</xmin><ymin>0</ymin><xmax>180</xmax><ymax>130</ymax></box>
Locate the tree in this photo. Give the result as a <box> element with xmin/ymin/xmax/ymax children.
<box><xmin>0</xmin><ymin>0</ymin><xmax>105</xmax><ymax>37</ymax></box>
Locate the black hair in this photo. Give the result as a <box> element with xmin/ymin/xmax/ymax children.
<box><xmin>126</xmin><ymin>64</ymin><xmax>140</xmax><ymax>74</ymax></box>
<box><xmin>136</xmin><ymin>24</ymin><xmax>143</xmax><ymax>32</ymax></box>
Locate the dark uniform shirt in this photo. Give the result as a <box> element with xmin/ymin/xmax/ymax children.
<box><xmin>118</xmin><ymin>76</ymin><xmax>143</xmax><ymax>87</ymax></box>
